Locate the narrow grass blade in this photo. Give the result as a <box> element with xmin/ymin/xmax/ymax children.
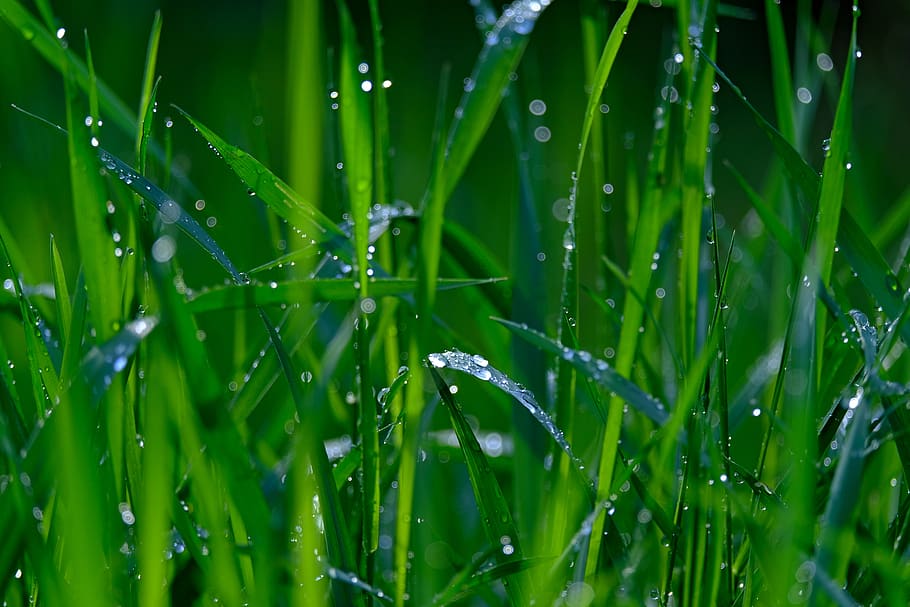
<box><xmin>440</xmin><ymin>0</ymin><xmax>552</xmax><ymax>201</ymax></box>
<box><xmin>0</xmin><ymin>228</ymin><xmax>58</xmax><ymax>415</ymax></box>
<box><xmin>428</xmin><ymin>365</ymin><xmax>531</xmax><ymax>606</ymax></box>
<box><xmin>724</xmin><ymin>160</ymin><xmax>803</xmax><ymax>265</ymax></box>
<box><xmin>173</xmin><ymin>106</ymin><xmax>350</xmax><ymax>255</ymax></box>
<box><xmin>64</xmin><ymin>48</ymin><xmax>121</xmax><ymax>341</ymax></box>
<box><xmin>432</xmin><ymin>555</ymin><xmax>552</xmax><ymax>607</ymax></box>
<box><xmin>186</xmin><ymin>277</ymin><xmax>503</xmax><ymax>313</ymax></box>
<box><xmin>764</xmin><ymin>0</ymin><xmax>797</xmax><ymax>144</ymax></box>
<box><xmin>427</xmin><ymin>349</ymin><xmax>593</xmax><ymax>495</ymax></box>
<box><xmin>813</xmin><ymin>1</ymin><xmax>858</xmax><ymax>287</ymax></box>
<box><xmin>135</xmin><ymin>10</ymin><xmax>162</xmax><ymax>162</ymax></box>
<box><xmin>497</xmin><ymin>319</ymin><xmax>669</xmax><ymax>425</ymax></box>
<box><xmin>98</xmin><ymin>148</ymin><xmax>246</xmax><ymax>284</ymax></box>
<box><xmin>337</xmin><ymin>1</ymin><xmax>378</xmax><ymax>560</ymax></box>
<box><xmin>49</xmin><ymin>235</ymin><xmax>71</xmax><ymax>348</ymax></box>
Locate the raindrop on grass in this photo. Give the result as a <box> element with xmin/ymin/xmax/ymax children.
<box><xmin>528</xmin><ymin>99</ymin><xmax>547</xmax><ymax>115</ymax></box>
<box><xmin>534</xmin><ymin>126</ymin><xmax>551</xmax><ymax>142</ymax></box>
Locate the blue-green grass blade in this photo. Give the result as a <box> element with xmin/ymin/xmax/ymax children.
<box><xmin>440</xmin><ymin>0</ymin><xmax>552</xmax><ymax>201</ymax></box>
<box><xmin>497</xmin><ymin>318</ymin><xmax>669</xmax><ymax>425</ymax></box>
<box><xmin>0</xmin><ymin>227</ymin><xmax>58</xmax><ymax>415</ymax></box>
<box><xmin>702</xmin><ymin>53</ymin><xmax>820</xmax><ymax>204</ymax></box>
<box><xmin>428</xmin><ymin>365</ymin><xmax>531</xmax><ymax>606</ymax></box>
<box><xmin>98</xmin><ymin>148</ymin><xmax>245</xmax><ymax>284</ymax></box>
<box><xmin>186</xmin><ymin>277</ymin><xmax>504</xmax><ymax>313</ymax></box>
<box><xmin>764</xmin><ymin>0</ymin><xmax>796</xmax><ymax>144</ymax></box>
<box><xmin>173</xmin><ymin>106</ymin><xmax>350</xmax><ymax>256</ymax></box>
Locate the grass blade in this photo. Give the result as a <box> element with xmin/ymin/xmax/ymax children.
<box><xmin>98</xmin><ymin>148</ymin><xmax>246</xmax><ymax>284</ymax></box>
<box><xmin>186</xmin><ymin>277</ymin><xmax>504</xmax><ymax>313</ymax></box>
<box><xmin>173</xmin><ymin>106</ymin><xmax>350</xmax><ymax>256</ymax></box>
<box><xmin>428</xmin><ymin>364</ymin><xmax>531</xmax><ymax>606</ymax></box>
<box><xmin>440</xmin><ymin>0</ymin><xmax>551</xmax><ymax>201</ymax></box>
<box><xmin>497</xmin><ymin>319</ymin><xmax>669</xmax><ymax>425</ymax></box>
<box><xmin>427</xmin><ymin>349</ymin><xmax>593</xmax><ymax>496</ymax></box>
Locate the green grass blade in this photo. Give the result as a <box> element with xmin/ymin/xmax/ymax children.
<box><xmin>0</xmin><ymin>0</ymin><xmax>136</xmax><ymax>139</ymax></box>
<box><xmin>497</xmin><ymin>319</ymin><xmax>669</xmax><ymax>425</ymax></box>
<box><xmin>135</xmin><ymin>10</ymin><xmax>162</xmax><ymax>162</ymax></box>
<box><xmin>64</xmin><ymin>48</ymin><xmax>121</xmax><ymax>341</ymax></box>
<box><xmin>173</xmin><ymin>106</ymin><xmax>350</xmax><ymax>255</ymax></box>
<box><xmin>186</xmin><ymin>277</ymin><xmax>504</xmax><ymax>313</ymax></box>
<box><xmin>98</xmin><ymin>148</ymin><xmax>245</xmax><ymax>284</ymax></box>
<box><xmin>724</xmin><ymin>160</ymin><xmax>803</xmax><ymax>265</ymax></box>
<box><xmin>816</xmin><ymin>4</ymin><xmax>858</xmax><ymax>282</ymax></box>
<box><xmin>48</xmin><ymin>235</ymin><xmax>71</xmax><ymax>348</ymax></box>
<box><xmin>79</xmin><ymin>315</ymin><xmax>157</xmax><ymax>400</ymax></box>
<box><xmin>337</xmin><ymin>0</ymin><xmax>379</xmax><ymax>560</ymax></box>
<box><xmin>428</xmin><ymin>365</ymin><xmax>531</xmax><ymax>606</ymax></box>
<box><xmin>440</xmin><ymin>0</ymin><xmax>551</xmax><ymax>201</ymax></box>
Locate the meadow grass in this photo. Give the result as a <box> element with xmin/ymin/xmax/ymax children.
<box><xmin>1</xmin><ymin>0</ymin><xmax>908</xmax><ymax>605</ymax></box>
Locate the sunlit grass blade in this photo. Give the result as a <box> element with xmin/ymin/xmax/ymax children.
<box><xmin>173</xmin><ymin>106</ymin><xmax>350</xmax><ymax>255</ymax></box>
<box><xmin>428</xmin><ymin>364</ymin><xmax>531</xmax><ymax>606</ymax></box>
<box><xmin>63</xmin><ymin>48</ymin><xmax>121</xmax><ymax>341</ymax></box>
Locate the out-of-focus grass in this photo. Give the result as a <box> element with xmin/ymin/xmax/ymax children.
<box><xmin>1</xmin><ymin>0</ymin><xmax>909</xmax><ymax>605</ymax></box>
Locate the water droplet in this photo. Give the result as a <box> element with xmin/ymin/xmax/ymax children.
<box><xmin>528</xmin><ymin>99</ymin><xmax>547</xmax><ymax>115</ymax></box>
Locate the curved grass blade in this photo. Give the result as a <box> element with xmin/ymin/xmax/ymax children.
<box><xmin>97</xmin><ymin>148</ymin><xmax>246</xmax><ymax>284</ymax></box>
<box><xmin>440</xmin><ymin>0</ymin><xmax>553</xmax><ymax>201</ymax></box>
<box><xmin>427</xmin><ymin>365</ymin><xmax>531</xmax><ymax>606</ymax></box>
<box><xmin>427</xmin><ymin>349</ymin><xmax>593</xmax><ymax>495</ymax></box>
<box><xmin>80</xmin><ymin>315</ymin><xmax>157</xmax><ymax>401</ymax></box>
<box><xmin>326</xmin><ymin>565</ymin><xmax>392</xmax><ymax>604</ymax></box>
<box><xmin>186</xmin><ymin>276</ymin><xmax>504</xmax><ymax>313</ymax></box>
<box><xmin>495</xmin><ymin>319</ymin><xmax>669</xmax><ymax>425</ymax></box>
<box><xmin>173</xmin><ymin>106</ymin><xmax>351</xmax><ymax>257</ymax></box>
<box><xmin>433</xmin><ymin>554</ymin><xmax>552</xmax><ymax>607</ymax></box>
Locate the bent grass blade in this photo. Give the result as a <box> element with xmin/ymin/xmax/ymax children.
<box><xmin>427</xmin><ymin>349</ymin><xmax>594</xmax><ymax>496</ymax></box>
